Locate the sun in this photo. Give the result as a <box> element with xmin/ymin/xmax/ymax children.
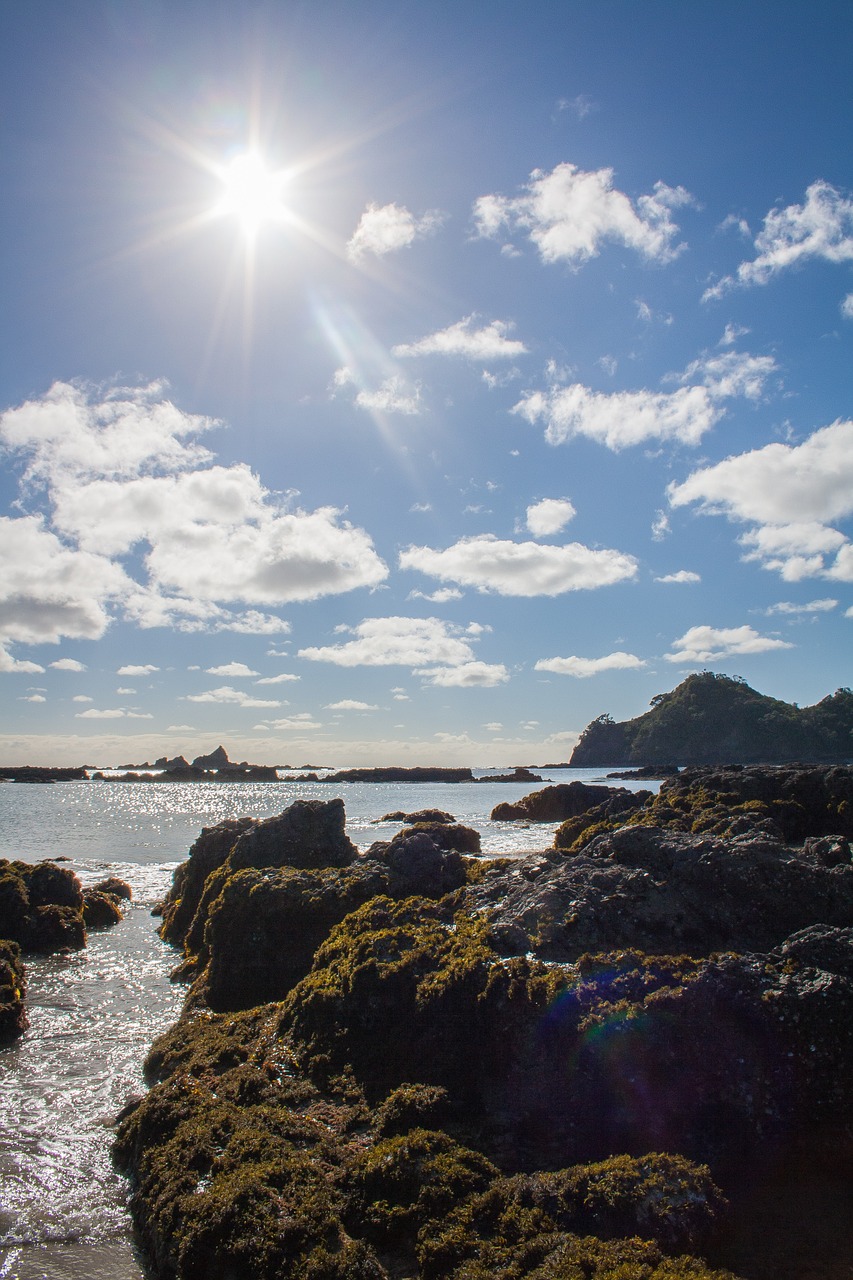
<box><xmin>214</xmin><ymin>152</ymin><xmax>290</xmax><ymax>237</ymax></box>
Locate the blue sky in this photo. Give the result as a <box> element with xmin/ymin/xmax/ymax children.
<box><xmin>1</xmin><ymin>1</ymin><xmax>851</xmax><ymax>766</ymax></box>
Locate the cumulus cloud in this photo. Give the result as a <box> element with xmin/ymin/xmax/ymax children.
<box><xmin>525</xmin><ymin>497</ymin><xmax>577</xmax><ymax>537</ymax></box>
<box><xmin>473</xmin><ymin>162</ymin><xmax>693</xmax><ymax>267</ymax></box>
<box><xmin>346</xmin><ymin>202</ymin><xmax>443</xmax><ymax>261</ymax></box>
<box><xmin>415</xmin><ymin>660</ymin><xmax>509</xmax><ymax>687</ymax></box>
<box><xmin>117</xmin><ymin>664</ymin><xmax>159</xmax><ymax>676</ymax></box>
<box><xmin>0</xmin><ymin>383</ymin><xmax>388</xmax><ymax>651</ymax></box>
<box><xmin>392</xmin><ymin>316</ymin><xmax>527</xmax><ymax>361</ymax></box>
<box><xmin>534</xmin><ymin>651</ymin><xmax>645</xmax><ymax>677</ymax></box>
<box><xmin>668</xmin><ymin>420</ymin><xmax>853</xmax><ymax>579</ymax></box>
<box><xmin>49</xmin><ymin>658</ymin><xmax>86</xmax><ymax>671</ymax></box>
<box><xmin>205</xmin><ymin>662</ymin><xmax>259</xmax><ymax>677</ymax></box>
<box><xmin>355</xmin><ymin>377</ymin><xmax>422</xmax><ymax>415</ymax></box>
<box><xmin>299</xmin><ymin>616</ymin><xmax>480</xmax><ymax>668</ymax></box>
<box><xmin>0</xmin><ymin>648</ymin><xmax>45</xmax><ymax>673</ymax></box>
<box><xmin>20</xmin><ymin>693</ymin><xmax>46</xmax><ymax>702</ymax></box>
<box><xmin>665</xmin><ymin>625</ymin><xmax>793</xmax><ymax>664</ymax></box>
<box><xmin>400</xmin><ymin>534</ymin><xmax>638</xmax><ymax>596</ymax></box>
<box><xmin>0</xmin><ymin>516</ymin><xmax>127</xmax><ymax>649</ymax></box>
<box><xmin>704</xmin><ymin>181</ymin><xmax>853</xmax><ymax>300</ymax></box>
<box><xmin>515</xmin><ymin>349</ymin><xmax>776</xmax><ymax>451</ymax></box>
<box><xmin>325</xmin><ymin>699</ymin><xmax>378</xmax><ymax>711</ymax></box>
<box><xmin>72</xmin><ymin>695</ymin><xmax>93</xmax><ymax>703</ymax></box>
<box><xmin>184</xmin><ymin>685</ymin><xmax>282</xmax><ymax>708</ymax></box>
<box><xmin>842</xmin><ymin>294</ymin><xmax>853</xmax><ymax>319</ymax></box>
<box><xmin>654</xmin><ymin>570</ymin><xmax>701</xmax><ymax>584</ymax></box>
<box><xmin>254</xmin><ymin>672</ymin><xmax>300</xmax><ymax>684</ymax></box>
<box><xmin>669</xmin><ymin>421</ymin><xmax>853</xmax><ymax>525</ymax></box>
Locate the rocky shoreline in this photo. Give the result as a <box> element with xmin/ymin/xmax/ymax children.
<box><xmin>107</xmin><ymin>764</ymin><xmax>853</xmax><ymax>1279</ymax></box>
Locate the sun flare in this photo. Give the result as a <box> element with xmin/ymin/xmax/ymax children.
<box><xmin>214</xmin><ymin>152</ymin><xmax>290</xmax><ymax>236</ymax></box>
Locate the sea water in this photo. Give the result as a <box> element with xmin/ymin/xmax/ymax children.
<box><xmin>0</xmin><ymin>768</ymin><xmax>653</xmax><ymax>1279</ymax></box>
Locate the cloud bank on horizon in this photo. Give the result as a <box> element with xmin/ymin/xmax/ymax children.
<box><xmin>0</xmin><ymin>2</ymin><xmax>850</xmax><ymax>764</ymax></box>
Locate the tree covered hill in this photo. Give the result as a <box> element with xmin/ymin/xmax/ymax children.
<box><xmin>569</xmin><ymin>673</ymin><xmax>853</xmax><ymax>766</ymax></box>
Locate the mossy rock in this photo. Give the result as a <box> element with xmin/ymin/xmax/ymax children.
<box><xmin>83</xmin><ymin>888</ymin><xmax>124</xmax><ymax>928</ymax></box>
<box><xmin>0</xmin><ymin>939</ymin><xmax>27</xmax><ymax>1039</ymax></box>
<box><xmin>0</xmin><ymin>860</ymin><xmax>87</xmax><ymax>951</ymax></box>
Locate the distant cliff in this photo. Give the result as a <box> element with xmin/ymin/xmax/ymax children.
<box><xmin>569</xmin><ymin>672</ymin><xmax>853</xmax><ymax>766</ymax></box>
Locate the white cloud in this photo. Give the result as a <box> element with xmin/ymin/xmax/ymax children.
<box><xmin>400</xmin><ymin>535</ymin><xmax>638</xmax><ymax>597</ymax></box>
<box><xmin>720</xmin><ymin>323</ymin><xmax>750</xmax><ymax>346</ymax></box>
<box><xmin>72</xmin><ymin>695</ymin><xmax>93</xmax><ymax>703</ymax></box>
<box><xmin>258</xmin><ymin>713</ymin><xmax>322</xmax><ymax>731</ymax></box>
<box><xmin>534</xmin><ymin>651</ymin><xmax>645</xmax><ymax>678</ymax></box>
<box><xmin>669</xmin><ymin>421</ymin><xmax>853</xmax><ymax>524</ymax></box>
<box><xmin>416</xmin><ymin>661</ymin><xmax>509</xmax><ymax>687</ymax></box>
<box><xmin>393</xmin><ymin>316</ymin><xmax>527</xmax><ymax>361</ymax></box>
<box><xmin>704</xmin><ymin>181</ymin><xmax>853</xmax><ymax>300</ymax></box>
<box><xmin>255</xmin><ymin>672</ymin><xmax>300</xmax><ymax>684</ymax></box>
<box><xmin>20</xmin><ymin>693</ymin><xmax>46</xmax><ymax>702</ymax></box>
<box><xmin>299</xmin><ymin>616</ymin><xmax>481</xmax><ymax>669</ymax></box>
<box><xmin>0</xmin><ymin>648</ymin><xmax>45</xmax><ymax>674</ymax></box>
<box><xmin>515</xmin><ymin>349</ymin><xmax>777</xmax><ymax>452</ymax></box>
<box><xmin>0</xmin><ymin>379</ymin><xmax>216</xmax><ymax>485</ymax></box>
<box><xmin>473</xmin><ymin>162</ymin><xmax>693</xmax><ymax>267</ymax></box>
<box><xmin>1</xmin><ymin>384</ymin><xmax>388</xmax><ymax>637</ymax></box>
<box><xmin>76</xmin><ymin>707</ymin><xmax>127</xmax><ymax>719</ymax></box>
<box><xmin>842</xmin><ymin>294</ymin><xmax>853</xmax><ymax>319</ymax></box>
<box><xmin>355</xmin><ymin>377</ymin><xmax>422</xmax><ymax>415</ymax></box>
<box><xmin>408</xmin><ymin>587</ymin><xmax>464</xmax><ymax>604</ymax></box>
<box><xmin>651</xmin><ymin>511</ymin><xmax>671</xmax><ymax>541</ymax></box>
<box><xmin>325</xmin><ymin>699</ymin><xmax>378</xmax><ymax>711</ymax></box>
<box><xmin>654</xmin><ymin>569</ymin><xmax>701</xmax><ymax>584</ymax></box>
<box><xmin>514</xmin><ymin>383</ymin><xmax>718</xmax><ymax>450</ymax></box>
<box><xmin>556</xmin><ymin>94</ymin><xmax>597</xmax><ymax>119</ymax></box>
<box><xmin>117</xmin><ymin>664</ymin><xmax>159</xmax><ymax>676</ymax></box>
<box><xmin>675</xmin><ymin>350</ymin><xmax>777</xmax><ymax>400</ymax></box>
<box><xmin>597</xmin><ymin>355</ymin><xmax>617</xmax><ymax>377</ymax></box>
<box><xmin>205</xmin><ymin>662</ymin><xmax>260</xmax><ymax>677</ymax></box>
<box><xmin>766</xmin><ymin>598</ymin><xmax>837</xmax><ymax>615</ymax></box>
<box><xmin>483</xmin><ymin>721</ymin><xmax>503</xmax><ymax>732</ymax></box>
<box><xmin>346</xmin><ymin>202</ymin><xmax>444</xmax><ymax>262</ymax></box>
<box><xmin>665</xmin><ymin>625</ymin><xmax>793</xmax><ymax>664</ymax></box>
<box><xmin>0</xmin><ymin>516</ymin><xmax>127</xmax><ymax>647</ymax></box>
<box><xmin>49</xmin><ymin>658</ymin><xmax>86</xmax><ymax>671</ymax></box>
<box><xmin>115</xmin><ymin>687</ymin><xmax>135</xmax><ymax>695</ymax></box>
<box><xmin>184</xmin><ymin>685</ymin><xmax>282</xmax><ymax>708</ymax></box>
<box><xmin>526</xmin><ymin>497</ymin><xmax>577</xmax><ymax>537</ymax></box>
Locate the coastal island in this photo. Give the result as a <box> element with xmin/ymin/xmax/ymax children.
<box><xmin>113</xmin><ymin>762</ymin><xmax>853</xmax><ymax>1280</ymax></box>
<box><xmin>569</xmin><ymin>672</ymin><xmax>853</xmax><ymax>767</ymax></box>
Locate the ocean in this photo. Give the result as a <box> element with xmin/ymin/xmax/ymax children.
<box><xmin>0</xmin><ymin>768</ymin><xmax>653</xmax><ymax>1280</ymax></box>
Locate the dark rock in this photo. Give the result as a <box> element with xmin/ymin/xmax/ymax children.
<box><xmin>479</xmin><ymin>767</ymin><xmax>543</xmax><ymax>783</ymax></box>
<box><xmin>491</xmin><ymin>781</ymin><xmax>629</xmax><ymax>822</ymax></box>
<box><xmin>0</xmin><ymin>766</ymin><xmax>88</xmax><ymax>783</ymax></box>
<box><xmin>320</xmin><ymin>766</ymin><xmax>476</xmax><ymax>783</ymax></box>
<box><xmin>404</xmin><ymin>822</ymin><xmax>481</xmax><ymax>854</ymax></box>
<box><xmin>470</xmin><ymin>827</ymin><xmax>853</xmax><ymax>961</ymax></box>
<box><xmin>379</xmin><ymin>808</ymin><xmax>456</xmax><ymax>824</ymax></box>
<box><xmin>92</xmin><ymin>876</ymin><xmax>133</xmax><ymax>900</ymax></box>
<box><xmin>368</xmin><ymin>830</ymin><xmax>471</xmax><ymax>889</ymax></box>
<box><xmin>0</xmin><ymin>940</ymin><xmax>27</xmax><ymax>1039</ymax></box>
<box><xmin>82</xmin><ymin>888</ymin><xmax>124</xmax><ymax>928</ymax></box>
<box><xmin>0</xmin><ymin>860</ymin><xmax>87</xmax><ymax>951</ymax></box>
<box><xmin>158</xmin><ymin>816</ymin><xmax>255</xmax><ymax>947</ymax></box>
<box><xmin>191</xmin><ymin>745</ymin><xmax>230</xmax><ymax>769</ymax></box>
<box><xmin>607</xmin><ymin>764</ymin><xmax>680</xmax><ymax>779</ymax></box>
<box><xmin>227</xmin><ymin>799</ymin><xmax>357</xmax><ymax>872</ymax></box>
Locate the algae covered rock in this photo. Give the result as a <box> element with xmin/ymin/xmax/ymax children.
<box><xmin>82</xmin><ymin>888</ymin><xmax>125</xmax><ymax>928</ymax></box>
<box><xmin>0</xmin><ymin>859</ymin><xmax>88</xmax><ymax>951</ymax></box>
<box><xmin>0</xmin><ymin>939</ymin><xmax>27</xmax><ymax>1039</ymax></box>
